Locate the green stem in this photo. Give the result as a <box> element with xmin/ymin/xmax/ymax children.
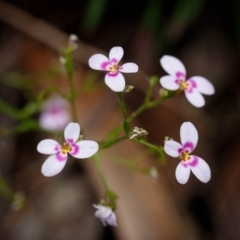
<box><xmin>134</xmin><ymin>139</ymin><xmax>160</xmax><ymax>151</ymax></box>
<box><xmin>92</xmin><ymin>154</ymin><xmax>117</xmax><ymax>209</ymax></box>
<box><xmin>99</xmin><ymin>135</ymin><xmax>128</xmax><ymax>149</ymax></box>
<box><xmin>116</xmin><ymin>92</ymin><xmax>130</xmax><ymax>135</ymax></box>
<box><xmin>93</xmin><ymin>153</ymin><xmax>110</xmax><ymax>193</ymax></box>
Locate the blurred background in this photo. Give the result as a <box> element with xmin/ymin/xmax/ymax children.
<box><xmin>0</xmin><ymin>0</ymin><xmax>240</xmax><ymax>239</ymax></box>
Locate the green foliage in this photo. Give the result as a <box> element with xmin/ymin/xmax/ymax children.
<box><xmin>82</xmin><ymin>0</ymin><xmax>109</xmax><ymax>35</ymax></box>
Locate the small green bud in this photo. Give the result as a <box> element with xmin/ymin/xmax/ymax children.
<box><xmin>124</xmin><ymin>85</ymin><xmax>134</xmax><ymax>92</ymax></box>
<box><xmin>159</xmin><ymin>88</ymin><xmax>169</xmax><ymax>98</ymax></box>
<box><xmin>149</xmin><ymin>75</ymin><xmax>159</xmax><ymax>86</ymax></box>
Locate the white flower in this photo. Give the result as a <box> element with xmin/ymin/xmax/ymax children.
<box><xmin>88</xmin><ymin>46</ymin><xmax>138</xmax><ymax>92</ymax></box>
<box><xmin>37</xmin><ymin>122</ymin><xmax>99</xmax><ymax>177</ymax></box>
<box><xmin>93</xmin><ymin>204</ymin><xmax>117</xmax><ymax>227</ymax></box>
<box><xmin>159</xmin><ymin>55</ymin><xmax>215</xmax><ymax>107</ymax></box>
<box><xmin>164</xmin><ymin>122</ymin><xmax>211</xmax><ymax>184</ymax></box>
<box><xmin>39</xmin><ymin>96</ymin><xmax>70</xmax><ymax>131</ymax></box>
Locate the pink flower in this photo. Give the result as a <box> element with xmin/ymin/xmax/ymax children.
<box><xmin>39</xmin><ymin>97</ymin><xmax>70</xmax><ymax>131</ymax></box>
<box><xmin>88</xmin><ymin>46</ymin><xmax>138</xmax><ymax>92</ymax></box>
<box><xmin>164</xmin><ymin>122</ymin><xmax>211</xmax><ymax>184</ymax></box>
<box><xmin>37</xmin><ymin>123</ymin><xmax>99</xmax><ymax>177</ymax></box>
<box><xmin>160</xmin><ymin>55</ymin><xmax>215</xmax><ymax>107</ymax></box>
<box><xmin>93</xmin><ymin>204</ymin><xmax>117</xmax><ymax>227</ymax></box>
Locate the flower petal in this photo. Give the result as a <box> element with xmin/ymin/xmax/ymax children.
<box><xmin>93</xmin><ymin>204</ymin><xmax>117</xmax><ymax>226</ymax></box>
<box><xmin>160</xmin><ymin>75</ymin><xmax>180</xmax><ymax>90</ymax></box>
<box><xmin>160</xmin><ymin>55</ymin><xmax>186</xmax><ymax>76</ymax></box>
<box><xmin>88</xmin><ymin>54</ymin><xmax>109</xmax><ymax>70</ymax></box>
<box><xmin>175</xmin><ymin>161</ymin><xmax>191</xmax><ymax>184</ymax></box>
<box><xmin>39</xmin><ymin>109</ymin><xmax>70</xmax><ymax>132</ymax></box>
<box><xmin>184</xmin><ymin>90</ymin><xmax>205</xmax><ymax>108</ymax></box>
<box><xmin>106</xmin><ymin>212</ymin><xmax>117</xmax><ymax>226</ymax></box>
<box><xmin>64</xmin><ymin>122</ymin><xmax>80</xmax><ymax>143</ymax></box>
<box><xmin>180</xmin><ymin>122</ymin><xmax>198</xmax><ymax>152</ymax></box>
<box><xmin>105</xmin><ymin>72</ymin><xmax>125</xmax><ymax>92</ymax></box>
<box><xmin>93</xmin><ymin>205</ymin><xmax>112</xmax><ymax>219</ymax></box>
<box><xmin>164</xmin><ymin>140</ymin><xmax>182</xmax><ymax>157</ymax></box>
<box><xmin>41</xmin><ymin>154</ymin><xmax>67</xmax><ymax>177</ymax></box>
<box><xmin>120</xmin><ymin>63</ymin><xmax>138</xmax><ymax>73</ymax></box>
<box><xmin>109</xmin><ymin>46</ymin><xmax>124</xmax><ymax>63</ymax></box>
<box><xmin>37</xmin><ymin>139</ymin><xmax>60</xmax><ymax>154</ymax></box>
<box><xmin>70</xmin><ymin>140</ymin><xmax>99</xmax><ymax>158</ymax></box>
<box><xmin>190</xmin><ymin>156</ymin><xmax>211</xmax><ymax>183</ymax></box>
<box><xmin>190</xmin><ymin>76</ymin><xmax>215</xmax><ymax>95</ymax></box>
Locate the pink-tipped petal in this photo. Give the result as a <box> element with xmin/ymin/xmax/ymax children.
<box><xmin>89</xmin><ymin>54</ymin><xmax>109</xmax><ymax>70</ymax></box>
<box><xmin>109</xmin><ymin>47</ymin><xmax>123</xmax><ymax>63</ymax></box>
<box><xmin>190</xmin><ymin>76</ymin><xmax>215</xmax><ymax>95</ymax></box>
<box><xmin>190</xmin><ymin>156</ymin><xmax>211</xmax><ymax>183</ymax></box>
<box><xmin>160</xmin><ymin>75</ymin><xmax>180</xmax><ymax>90</ymax></box>
<box><xmin>37</xmin><ymin>139</ymin><xmax>60</xmax><ymax>154</ymax></box>
<box><xmin>41</xmin><ymin>154</ymin><xmax>67</xmax><ymax>177</ymax></box>
<box><xmin>120</xmin><ymin>63</ymin><xmax>138</xmax><ymax>73</ymax></box>
<box><xmin>175</xmin><ymin>161</ymin><xmax>191</xmax><ymax>184</ymax></box>
<box><xmin>105</xmin><ymin>72</ymin><xmax>125</xmax><ymax>92</ymax></box>
<box><xmin>71</xmin><ymin>140</ymin><xmax>99</xmax><ymax>158</ymax></box>
<box><xmin>160</xmin><ymin>55</ymin><xmax>186</xmax><ymax>76</ymax></box>
<box><xmin>184</xmin><ymin>90</ymin><xmax>205</xmax><ymax>108</ymax></box>
<box><xmin>64</xmin><ymin>122</ymin><xmax>80</xmax><ymax>143</ymax></box>
<box><xmin>164</xmin><ymin>140</ymin><xmax>182</xmax><ymax>157</ymax></box>
<box><xmin>180</xmin><ymin>122</ymin><xmax>198</xmax><ymax>151</ymax></box>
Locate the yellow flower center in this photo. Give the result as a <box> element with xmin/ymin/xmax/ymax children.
<box><xmin>109</xmin><ymin>64</ymin><xmax>120</xmax><ymax>73</ymax></box>
<box><xmin>179</xmin><ymin>80</ymin><xmax>189</xmax><ymax>91</ymax></box>
<box><xmin>61</xmin><ymin>142</ymin><xmax>72</xmax><ymax>154</ymax></box>
<box><xmin>180</xmin><ymin>150</ymin><xmax>190</xmax><ymax>161</ymax></box>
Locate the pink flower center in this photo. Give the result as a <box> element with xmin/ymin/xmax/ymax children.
<box><xmin>61</xmin><ymin>142</ymin><xmax>72</xmax><ymax>154</ymax></box>
<box><xmin>179</xmin><ymin>150</ymin><xmax>190</xmax><ymax>161</ymax></box>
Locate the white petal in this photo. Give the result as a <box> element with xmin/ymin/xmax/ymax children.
<box><xmin>164</xmin><ymin>140</ymin><xmax>182</xmax><ymax>157</ymax></box>
<box><xmin>37</xmin><ymin>139</ymin><xmax>60</xmax><ymax>154</ymax></box>
<box><xmin>109</xmin><ymin>46</ymin><xmax>124</xmax><ymax>62</ymax></box>
<box><xmin>160</xmin><ymin>55</ymin><xmax>186</xmax><ymax>76</ymax></box>
<box><xmin>105</xmin><ymin>72</ymin><xmax>125</xmax><ymax>92</ymax></box>
<box><xmin>41</xmin><ymin>154</ymin><xmax>67</xmax><ymax>177</ymax></box>
<box><xmin>184</xmin><ymin>90</ymin><xmax>205</xmax><ymax>108</ymax></box>
<box><xmin>175</xmin><ymin>161</ymin><xmax>191</xmax><ymax>184</ymax></box>
<box><xmin>71</xmin><ymin>140</ymin><xmax>99</xmax><ymax>158</ymax></box>
<box><xmin>39</xmin><ymin>109</ymin><xmax>70</xmax><ymax>131</ymax></box>
<box><xmin>64</xmin><ymin>122</ymin><xmax>80</xmax><ymax>143</ymax></box>
<box><xmin>120</xmin><ymin>63</ymin><xmax>138</xmax><ymax>73</ymax></box>
<box><xmin>106</xmin><ymin>212</ymin><xmax>117</xmax><ymax>226</ymax></box>
<box><xmin>180</xmin><ymin>122</ymin><xmax>198</xmax><ymax>151</ymax></box>
<box><xmin>160</xmin><ymin>75</ymin><xmax>179</xmax><ymax>90</ymax></box>
<box><xmin>190</xmin><ymin>76</ymin><xmax>215</xmax><ymax>95</ymax></box>
<box><xmin>93</xmin><ymin>205</ymin><xmax>112</xmax><ymax>219</ymax></box>
<box><xmin>190</xmin><ymin>156</ymin><xmax>211</xmax><ymax>183</ymax></box>
<box><xmin>88</xmin><ymin>54</ymin><xmax>109</xmax><ymax>70</ymax></box>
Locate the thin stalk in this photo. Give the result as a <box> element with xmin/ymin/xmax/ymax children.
<box><xmin>92</xmin><ymin>154</ymin><xmax>117</xmax><ymax>209</ymax></box>
<box><xmin>116</xmin><ymin>92</ymin><xmax>130</xmax><ymax>135</ymax></box>
<box><xmin>93</xmin><ymin>153</ymin><xmax>110</xmax><ymax>193</ymax></box>
<box><xmin>99</xmin><ymin>135</ymin><xmax>128</xmax><ymax>149</ymax></box>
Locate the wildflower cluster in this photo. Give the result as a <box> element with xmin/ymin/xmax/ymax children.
<box><xmin>36</xmin><ymin>43</ymin><xmax>215</xmax><ymax>226</ymax></box>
